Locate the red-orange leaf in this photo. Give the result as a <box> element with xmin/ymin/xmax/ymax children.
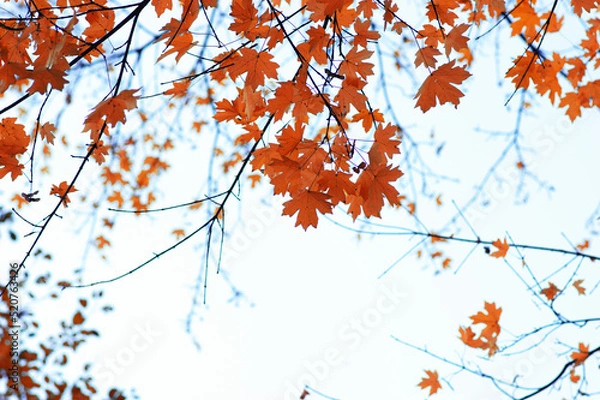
<box><xmin>490</xmin><ymin>237</ymin><xmax>509</xmax><ymax>258</ymax></box>
<box><xmin>571</xmin><ymin>343</ymin><xmax>589</xmax><ymax>365</ymax></box>
<box><xmin>50</xmin><ymin>181</ymin><xmax>78</xmax><ymax>207</ymax></box>
<box><xmin>0</xmin><ymin>118</ymin><xmax>29</xmax><ymax>180</ymax></box>
<box><xmin>355</xmin><ymin>164</ymin><xmax>403</xmax><ymax>218</ymax></box>
<box><xmin>227</xmin><ymin>48</ymin><xmax>279</xmax><ymax>89</ymax></box>
<box><xmin>540</xmin><ymin>282</ymin><xmax>560</xmax><ymax>301</ymax></box>
<box><xmin>414</xmin><ymin>61</ymin><xmax>471</xmax><ymax>112</ymax></box>
<box><xmin>570</xmin><ymin>367</ymin><xmax>581</xmax><ymax>383</ymax></box>
<box><xmin>417</xmin><ymin>370</ymin><xmax>442</xmax><ymax>395</ymax></box>
<box><xmin>172</xmin><ymin>229</ymin><xmax>186</xmax><ymax>239</ymax></box>
<box><xmin>282</xmin><ymin>190</ymin><xmax>333</xmax><ymax>229</ymax></box>
<box><xmin>573</xmin><ymin>279</ymin><xmax>586</xmax><ymax>295</ymax></box>
<box><xmin>152</xmin><ymin>0</ymin><xmax>172</xmax><ymax>16</ymax></box>
<box><xmin>95</xmin><ymin>235</ymin><xmax>111</xmax><ymax>249</ymax></box>
<box><xmin>576</xmin><ymin>239</ymin><xmax>589</xmax><ymax>251</ymax></box>
<box><xmin>73</xmin><ymin>311</ymin><xmax>84</xmax><ymax>325</ymax></box>
<box><xmin>84</xmin><ymin>89</ymin><xmax>139</xmax><ymax>138</ymax></box>
<box><xmin>444</xmin><ymin>24</ymin><xmax>470</xmax><ymax>56</ymax></box>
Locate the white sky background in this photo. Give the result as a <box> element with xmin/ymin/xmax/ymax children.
<box><xmin>2</xmin><ymin>1</ymin><xmax>600</xmax><ymax>399</ymax></box>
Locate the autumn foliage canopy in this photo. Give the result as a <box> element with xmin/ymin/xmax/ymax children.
<box><xmin>1</xmin><ymin>0</ymin><xmax>600</xmax><ymax>398</ymax></box>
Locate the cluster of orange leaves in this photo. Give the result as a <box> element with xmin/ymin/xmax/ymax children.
<box><xmin>1</xmin><ymin>0</ymin><xmax>599</xmax><ymax>230</ymax></box>
<box><xmin>459</xmin><ymin>301</ymin><xmax>502</xmax><ymax>357</ymax></box>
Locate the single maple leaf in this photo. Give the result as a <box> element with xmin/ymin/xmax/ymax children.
<box><xmin>470</xmin><ymin>301</ymin><xmax>502</xmax><ymax>338</ymax></box>
<box><xmin>573</xmin><ymin>279</ymin><xmax>586</xmax><ymax>295</ymax></box>
<box><xmin>414</xmin><ymin>60</ymin><xmax>471</xmax><ymax>112</ymax></box>
<box><xmin>95</xmin><ymin>235</ymin><xmax>111</xmax><ymax>249</ymax></box>
<box><xmin>444</xmin><ymin>24</ymin><xmax>470</xmax><ymax>57</ymax></box>
<box><xmin>297</xmin><ymin>26</ymin><xmax>330</xmax><ymax>65</ymax></box>
<box><xmin>50</xmin><ymin>181</ymin><xmax>78</xmax><ymax>207</ymax></box>
<box><xmin>572</xmin><ymin>0</ymin><xmax>599</xmax><ymax>16</ymax></box>
<box><xmin>152</xmin><ymin>0</ymin><xmax>172</xmax><ymax>17</ymax></box>
<box><xmin>101</xmin><ymin>167</ymin><xmax>128</xmax><ymax>185</ymax></box>
<box><xmin>317</xmin><ymin>170</ymin><xmax>355</xmax><ymax>206</ymax></box>
<box><xmin>39</xmin><ymin>122</ymin><xmax>56</xmax><ymax>144</ymax></box>
<box><xmin>355</xmin><ymin>164</ymin><xmax>403</xmax><ymax>218</ymax></box>
<box><xmin>12</xmin><ymin>193</ymin><xmax>29</xmax><ymax>209</ymax></box>
<box><xmin>338</xmin><ymin>47</ymin><xmax>374</xmax><ymax>80</ymax></box>
<box><xmin>490</xmin><ymin>237</ymin><xmax>509</xmax><ymax>258</ymax></box>
<box><xmin>474</xmin><ymin>0</ymin><xmax>506</xmax><ymax>18</ymax></box>
<box><xmin>353</xmin><ymin>19</ymin><xmax>380</xmax><ymax>48</ymax></box>
<box><xmin>559</xmin><ymin>91</ymin><xmax>585</xmax><ymax>121</ymax></box>
<box><xmin>540</xmin><ymin>282</ymin><xmax>560</xmax><ymax>301</ymax></box>
<box><xmin>571</xmin><ymin>342</ymin><xmax>589</xmax><ymax>366</ymax></box>
<box><xmin>576</xmin><ymin>239</ymin><xmax>589</xmax><ymax>251</ymax></box>
<box><xmin>107</xmin><ymin>191</ymin><xmax>125</xmax><ymax>208</ymax></box>
<box><xmin>172</xmin><ymin>229</ymin><xmax>186</xmax><ymax>239</ymax></box>
<box><xmin>426</xmin><ymin>0</ymin><xmax>460</xmax><ymax>25</ymax></box>
<box><xmin>570</xmin><ymin>367</ymin><xmax>581</xmax><ymax>383</ymax></box>
<box><xmin>282</xmin><ymin>190</ymin><xmax>333</xmax><ymax>229</ymax></box>
<box><xmin>414</xmin><ymin>46</ymin><xmax>441</xmax><ymax>69</ymax></box>
<box><xmin>227</xmin><ymin>48</ymin><xmax>279</xmax><ymax>89</ymax></box>
<box><xmin>84</xmin><ymin>89</ymin><xmax>139</xmax><ymax>139</ymax></box>
<box><xmin>418</xmin><ymin>24</ymin><xmax>444</xmax><ymax>47</ymax></box>
<box><xmin>417</xmin><ymin>369</ymin><xmax>442</xmax><ymax>395</ymax></box>
<box><xmin>73</xmin><ymin>311</ymin><xmax>84</xmax><ymax>325</ymax></box>
<box><xmin>0</xmin><ymin>117</ymin><xmax>29</xmax><ymax>180</ymax></box>
<box><xmin>509</xmin><ymin>1</ymin><xmax>541</xmax><ymax>39</ymax></box>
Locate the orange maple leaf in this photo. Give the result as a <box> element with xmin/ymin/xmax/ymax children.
<box><xmin>73</xmin><ymin>311</ymin><xmax>84</xmax><ymax>325</ymax></box>
<box><xmin>459</xmin><ymin>326</ymin><xmax>485</xmax><ymax>348</ymax></box>
<box><xmin>490</xmin><ymin>237</ymin><xmax>509</xmax><ymax>258</ymax></box>
<box><xmin>474</xmin><ymin>0</ymin><xmax>506</xmax><ymax>19</ymax></box>
<box><xmin>227</xmin><ymin>48</ymin><xmax>279</xmax><ymax>89</ymax></box>
<box><xmin>460</xmin><ymin>302</ymin><xmax>502</xmax><ymax>356</ymax></box>
<box><xmin>172</xmin><ymin>229</ymin><xmax>186</xmax><ymax>239</ymax></box>
<box><xmin>95</xmin><ymin>235</ymin><xmax>111</xmax><ymax>249</ymax></box>
<box><xmin>576</xmin><ymin>239</ymin><xmax>589</xmax><ymax>251</ymax></box>
<box><xmin>470</xmin><ymin>301</ymin><xmax>502</xmax><ymax>338</ymax></box>
<box><xmin>282</xmin><ymin>190</ymin><xmax>333</xmax><ymax>229</ymax></box>
<box><xmin>248</xmin><ymin>174</ymin><xmax>262</xmax><ymax>188</ymax></box>
<box><xmin>229</xmin><ymin>0</ymin><xmax>269</xmax><ymax>40</ymax></box>
<box><xmin>417</xmin><ymin>370</ymin><xmax>442</xmax><ymax>395</ymax></box>
<box><xmin>570</xmin><ymin>367</ymin><xmax>581</xmax><ymax>383</ymax></box>
<box><xmin>12</xmin><ymin>194</ymin><xmax>29</xmax><ymax>209</ymax></box>
<box><xmin>353</xmin><ymin>19</ymin><xmax>380</xmax><ymax>48</ymax></box>
<box><xmin>414</xmin><ymin>60</ymin><xmax>471</xmax><ymax>112</ymax></box>
<box><xmin>571</xmin><ymin>0</ymin><xmax>597</xmax><ymax>16</ymax></box>
<box><xmin>84</xmin><ymin>89</ymin><xmax>139</xmax><ymax>139</ymax></box>
<box><xmin>297</xmin><ymin>26</ymin><xmax>330</xmax><ymax>64</ymax></box>
<box><xmin>540</xmin><ymin>282</ymin><xmax>560</xmax><ymax>301</ymax></box>
<box><xmin>444</xmin><ymin>24</ymin><xmax>470</xmax><ymax>57</ymax></box>
<box><xmin>0</xmin><ymin>117</ymin><xmax>29</xmax><ymax>180</ymax></box>
<box><xmin>573</xmin><ymin>279</ymin><xmax>586</xmax><ymax>295</ymax></box>
<box><xmin>355</xmin><ymin>164</ymin><xmax>403</xmax><ymax>218</ymax></box>
<box><xmin>152</xmin><ymin>0</ymin><xmax>172</xmax><ymax>17</ymax></box>
<box><xmin>107</xmin><ymin>191</ymin><xmax>125</xmax><ymax>208</ymax></box>
<box><xmin>39</xmin><ymin>122</ymin><xmax>56</xmax><ymax>144</ymax></box>
<box><xmin>414</xmin><ymin>46</ymin><xmax>442</xmax><ymax>69</ymax></box>
<box><xmin>571</xmin><ymin>343</ymin><xmax>589</xmax><ymax>366</ymax></box>
<box><xmin>50</xmin><ymin>181</ymin><xmax>78</xmax><ymax>207</ymax></box>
